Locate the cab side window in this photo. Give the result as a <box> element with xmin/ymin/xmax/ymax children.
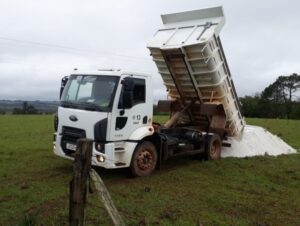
<box><xmin>118</xmin><ymin>78</ymin><xmax>145</xmax><ymax>108</ymax></box>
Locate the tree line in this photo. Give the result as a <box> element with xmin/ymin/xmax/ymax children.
<box><xmin>240</xmin><ymin>73</ymin><xmax>300</xmax><ymax>119</ymax></box>
<box><xmin>0</xmin><ymin>74</ymin><xmax>299</xmax><ymax>118</ymax></box>
<box><xmin>12</xmin><ymin>101</ymin><xmax>39</xmax><ymax>114</ymax></box>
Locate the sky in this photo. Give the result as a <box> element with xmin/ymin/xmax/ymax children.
<box><xmin>0</xmin><ymin>0</ymin><xmax>300</xmax><ymax>101</ymax></box>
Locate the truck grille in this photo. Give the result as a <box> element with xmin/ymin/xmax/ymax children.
<box><xmin>61</xmin><ymin>126</ymin><xmax>86</xmax><ymax>155</ymax></box>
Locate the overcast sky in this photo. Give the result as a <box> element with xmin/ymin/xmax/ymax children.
<box><xmin>0</xmin><ymin>0</ymin><xmax>300</xmax><ymax>101</ymax></box>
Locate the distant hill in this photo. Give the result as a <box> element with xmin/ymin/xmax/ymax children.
<box><xmin>0</xmin><ymin>100</ymin><xmax>59</xmax><ymax>113</ymax></box>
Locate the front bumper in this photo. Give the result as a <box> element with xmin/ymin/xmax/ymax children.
<box><xmin>53</xmin><ymin>133</ymin><xmax>136</xmax><ymax>169</ymax></box>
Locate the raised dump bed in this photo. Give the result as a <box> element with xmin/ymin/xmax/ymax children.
<box><xmin>148</xmin><ymin>6</ymin><xmax>245</xmax><ymax>136</ymax></box>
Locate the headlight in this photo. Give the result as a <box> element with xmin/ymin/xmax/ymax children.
<box><xmin>95</xmin><ymin>142</ymin><xmax>105</xmax><ymax>153</ymax></box>
<box><xmin>96</xmin><ymin>155</ymin><xmax>105</xmax><ymax>163</ymax></box>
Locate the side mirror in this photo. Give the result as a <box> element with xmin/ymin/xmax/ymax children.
<box><xmin>119</xmin><ymin>77</ymin><xmax>135</xmax><ymax>109</ymax></box>
<box><xmin>122</xmin><ymin>78</ymin><xmax>135</xmax><ymax>92</ymax></box>
<box><xmin>60</xmin><ymin>76</ymin><xmax>69</xmax><ymax>99</ymax></box>
<box><xmin>122</xmin><ymin>91</ymin><xmax>133</xmax><ymax>109</ymax></box>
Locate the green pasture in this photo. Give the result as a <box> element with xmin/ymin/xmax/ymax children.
<box><xmin>0</xmin><ymin>115</ymin><xmax>299</xmax><ymax>226</ymax></box>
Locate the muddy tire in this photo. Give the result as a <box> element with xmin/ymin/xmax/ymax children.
<box><xmin>130</xmin><ymin>141</ymin><xmax>157</xmax><ymax>177</ymax></box>
<box><xmin>205</xmin><ymin>134</ymin><xmax>222</xmax><ymax>160</ymax></box>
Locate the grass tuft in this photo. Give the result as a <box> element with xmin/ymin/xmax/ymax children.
<box><xmin>17</xmin><ymin>214</ymin><xmax>37</xmax><ymax>226</ymax></box>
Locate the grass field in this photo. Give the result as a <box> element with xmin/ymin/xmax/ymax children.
<box><xmin>0</xmin><ymin>115</ymin><xmax>299</xmax><ymax>226</ymax></box>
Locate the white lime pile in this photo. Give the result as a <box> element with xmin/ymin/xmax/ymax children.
<box><xmin>221</xmin><ymin>125</ymin><xmax>297</xmax><ymax>158</ymax></box>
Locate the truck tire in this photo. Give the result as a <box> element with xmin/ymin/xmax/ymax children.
<box><xmin>205</xmin><ymin>134</ymin><xmax>221</xmax><ymax>160</ymax></box>
<box><xmin>130</xmin><ymin>141</ymin><xmax>157</xmax><ymax>177</ymax></box>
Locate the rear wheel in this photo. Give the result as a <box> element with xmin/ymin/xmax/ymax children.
<box><xmin>205</xmin><ymin>134</ymin><xmax>222</xmax><ymax>160</ymax></box>
<box><xmin>130</xmin><ymin>141</ymin><xmax>157</xmax><ymax>177</ymax></box>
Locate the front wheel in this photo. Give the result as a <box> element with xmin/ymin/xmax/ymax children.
<box><xmin>130</xmin><ymin>141</ymin><xmax>157</xmax><ymax>177</ymax></box>
<box><xmin>205</xmin><ymin>134</ymin><xmax>222</xmax><ymax>160</ymax></box>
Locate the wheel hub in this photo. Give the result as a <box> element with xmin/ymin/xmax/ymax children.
<box><xmin>210</xmin><ymin>141</ymin><xmax>219</xmax><ymax>157</ymax></box>
<box><xmin>137</xmin><ymin>149</ymin><xmax>153</xmax><ymax>170</ymax></box>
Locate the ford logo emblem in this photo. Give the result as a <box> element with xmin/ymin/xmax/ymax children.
<box><xmin>69</xmin><ymin>115</ymin><xmax>78</xmax><ymax>122</ymax></box>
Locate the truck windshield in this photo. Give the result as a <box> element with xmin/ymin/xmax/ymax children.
<box><xmin>61</xmin><ymin>75</ymin><xmax>119</xmax><ymax>112</ymax></box>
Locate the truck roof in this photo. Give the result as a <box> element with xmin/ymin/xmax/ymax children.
<box><xmin>71</xmin><ymin>69</ymin><xmax>151</xmax><ymax>78</ymax></box>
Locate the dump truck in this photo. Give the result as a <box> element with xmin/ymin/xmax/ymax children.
<box><xmin>53</xmin><ymin>6</ymin><xmax>245</xmax><ymax>176</ymax></box>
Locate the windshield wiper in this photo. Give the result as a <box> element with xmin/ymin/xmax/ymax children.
<box><xmin>60</xmin><ymin>101</ymin><xmax>78</xmax><ymax>109</ymax></box>
<box><xmin>60</xmin><ymin>101</ymin><xmax>103</xmax><ymax>112</ymax></box>
<box><xmin>77</xmin><ymin>102</ymin><xmax>103</xmax><ymax>111</ymax></box>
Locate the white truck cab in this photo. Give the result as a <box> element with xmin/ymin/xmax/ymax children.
<box><xmin>54</xmin><ymin>70</ymin><xmax>155</xmax><ymax>173</ymax></box>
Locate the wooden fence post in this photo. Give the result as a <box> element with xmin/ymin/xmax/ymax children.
<box><xmin>69</xmin><ymin>138</ymin><xmax>93</xmax><ymax>226</ymax></box>
<box><xmin>89</xmin><ymin>169</ymin><xmax>125</xmax><ymax>226</ymax></box>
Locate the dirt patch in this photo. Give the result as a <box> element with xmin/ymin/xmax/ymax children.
<box><xmin>0</xmin><ymin>195</ymin><xmax>14</xmax><ymax>203</ymax></box>
<box><xmin>10</xmin><ymin>195</ymin><xmax>67</xmax><ymax>226</ymax></box>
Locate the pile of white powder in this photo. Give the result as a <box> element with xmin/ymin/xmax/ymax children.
<box><xmin>221</xmin><ymin>125</ymin><xmax>297</xmax><ymax>158</ymax></box>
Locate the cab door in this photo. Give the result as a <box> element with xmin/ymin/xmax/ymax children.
<box><xmin>108</xmin><ymin>76</ymin><xmax>152</xmax><ymax>141</ymax></box>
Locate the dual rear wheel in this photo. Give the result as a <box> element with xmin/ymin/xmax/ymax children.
<box><xmin>205</xmin><ymin>134</ymin><xmax>222</xmax><ymax>160</ymax></box>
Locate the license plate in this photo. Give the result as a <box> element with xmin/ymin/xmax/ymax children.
<box><xmin>66</xmin><ymin>143</ymin><xmax>77</xmax><ymax>151</ymax></box>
